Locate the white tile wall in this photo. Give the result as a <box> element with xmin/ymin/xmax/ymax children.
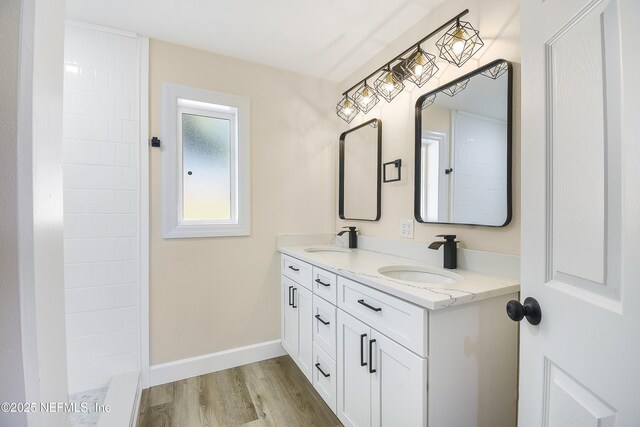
<box><xmin>62</xmin><ymin>24</ymin><xmax>140</xmax><ymax>393</ymax></box>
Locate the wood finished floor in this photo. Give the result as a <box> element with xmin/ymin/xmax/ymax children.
<box><xmin>137</xmin><ymin>356</ymin><xmax>342</xmax><ymax>427</ymax></box>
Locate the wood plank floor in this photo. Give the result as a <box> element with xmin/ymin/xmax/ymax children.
<box><xmin>137</xmin><ymin>356</ymin><xmax>342</xmax><ymax>427</ymax></box>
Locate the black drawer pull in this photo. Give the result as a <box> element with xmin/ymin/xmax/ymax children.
<box><xmin>360</xmin><ymin>333</ymin><xmax>367</xmax><ymax>367</ymax></box>
<box><xmin>315</xmin><ymin>363</ymin><xmax>330</xmax><ymax>378</ymax></box>
<box><xmin>292</xmin><ymin>287</ymin><xmax>297</xmax><ymax>308</ymax></box>
<box><xmin>288</xmin><ymin>265</ymin><xmax>300</xmax><ymax>272</ymax></box>
<box><xmin>358</xmin><ymin>299</ymin><xmax>382</xmax><ymax>312</ymax></box>
<box><xmin>288</xmin><ymin>286</ymin><xmax>293</xmax><ymax>306</ymax></box>
<box><xmin>314</xmin><ymin>314</ymin><xmax>330</xmax><ymax>325</ymax></box>
<box><xmin>369</xmin><ymin>339</ymin><xmax>377</xmax><ymax>374</ymax></box>
<box><xmin>315</xmin><ymin>278</ymin><xmax>330</xmax><ymax>287</ymax></box>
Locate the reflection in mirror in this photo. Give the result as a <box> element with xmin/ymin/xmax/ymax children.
<box><xmin>339</xmin><ymin>119</ymin><xmax>382</xmax><ymax>221</ymax></box>
<box><xmin>415</xmin><ymin>59</ymin><xmax>512</xmax><ymax>227</ymax></box>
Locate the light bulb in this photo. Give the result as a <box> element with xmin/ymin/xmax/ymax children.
<box><xmin>362</xmin><ymin>87</ymin><xmax>372</xmax><ymax>104</ymax></box>
<box><xmin>384</xmin><ymin>74</ymin><xmax>395</xmax><ymax>93</ymax></box>
<box><xmin>343</xmin><ymin>100</ymin><xmax>352</xmax><ymax>115</ymax></box>
<box><xmin>413</xmin><ymin>52</ymin><xmax>426</xmax><ymax>76</ymax></box>
<box><xmin>452</xmin><ymin>39</ymin><xmax>465</xmax><ymax>55</ymax></box>
<box><xmin>451</xmin><ymin>25</ymin><xmax>468</xmax><ymax>56</ymax></box>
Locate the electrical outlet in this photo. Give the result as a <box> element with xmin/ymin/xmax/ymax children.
<box><xmin>400</xmin><ymin>219</ymin><xmax>414</xmax><ymax>238</ymax></box>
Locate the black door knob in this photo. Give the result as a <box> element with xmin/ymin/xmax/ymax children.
<box><xmin>506</xmin><ymin>297</ymin><xmax>542</xmax><ymax>325</ymax></box>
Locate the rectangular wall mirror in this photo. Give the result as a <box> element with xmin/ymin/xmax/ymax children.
<box><xmin>414</xmin><ymin>59</ymin><xmax>512</xmax><ymax>227</ymax></box>
<box><xmin>339</xmin><ymin>118</ymin><xmax>382</xmax><ymax>221</ymax></box>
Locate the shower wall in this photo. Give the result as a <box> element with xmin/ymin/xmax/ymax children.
<box><xmin>62</xmin><ymin>22</ymin><xmax>141</xmax><ymax>392</ymax></box>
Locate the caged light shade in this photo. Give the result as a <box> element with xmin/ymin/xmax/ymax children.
<box><xmin>481</xmin><ymin>61</ymin><xmax>509</xmax><ymax>79</ymax></box>
<box><xmin>442</xmin><ymin>79</ymin><xmax>470</xmax><ymax>97</ymax></box>
<box><xmin>421</xmin><ymin>93</ymin><xmax>437</xmax><ymax>109</ymax></box>
<box><xmin>352</xmin><ymin>81</ymin><xmax>380</xmax><ymax>114</ymax></box>
<box><xmin>402</xmin><ymin>47</ymin><xmax>439</xmax><ymax>87</ymax></box>
<box><xmin>436</xmin><ymin>19</ymin><xmax>484</xmax><ymax>67</ymax></box>
<box><xmin>373</xmin><ymin>66</ymin><xmax>404</xmax><ymax>102</ymax></box>
<box><xmin>336</xmin><ymin>95</ymin><xmax>358</xmax><ymax>123</ymax></box>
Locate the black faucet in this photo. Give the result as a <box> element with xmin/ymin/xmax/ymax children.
<box><xmin>428</xmin><ymin>234</ymin><xmax>459</xmax><ymax>269</ymax></box>
<box><xmin>337</xmin><ymin>226</ymin><xmax>358</xmax><ymax>249</ymax></box>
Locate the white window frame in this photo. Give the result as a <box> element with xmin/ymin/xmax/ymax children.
<box><xmin>162</xmin><ymin>83</ymin><xmax>250</xmax><ymax>238</ymax></box>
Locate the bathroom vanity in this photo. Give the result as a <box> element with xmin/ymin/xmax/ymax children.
<box><xmin>278</xmin><ymin>240</ymin><xmax>519</xmax><ymax>427</ymax></box>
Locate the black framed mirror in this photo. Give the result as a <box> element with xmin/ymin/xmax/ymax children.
<box><xmin>414</xmin><ymin>59</ymin><xmax>512</xmax><ymax>227</ymax></box>
<box><xmin>339</xmin><ymin>118</ymin><xmax>382</xmax><ymax>221</ymax></box>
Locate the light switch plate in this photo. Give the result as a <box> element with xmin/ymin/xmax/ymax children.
<box><xmin>400</xmin><ymin>219</ymin><xmax>414</xmax><ymax>238</ymax></box>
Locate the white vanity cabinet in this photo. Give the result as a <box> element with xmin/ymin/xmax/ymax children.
<box><xmin>280</xmin><ymin>253</ymin><xmax>518</xmax><ymax>427</ymax></box>
<box><xmin>337</xmin><ymin>299</ymin><xmax>427</xmax><ymax>427</ymax></box>
<box><xmin>281</xmin><ymin>256</ymin><xmax>314</xmax><ymax>381</ymax></box>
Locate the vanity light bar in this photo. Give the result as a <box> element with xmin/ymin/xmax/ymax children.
<box><xmin>336</xmin><ymin>9</ymin><xmax>484</xmax><ymax>123</ymax></box>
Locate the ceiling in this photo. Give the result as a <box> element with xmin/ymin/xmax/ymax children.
<box><xmin>65</xmin><ymin>0</ymin><xmax>444</xmax><ymax>82</ymax></box>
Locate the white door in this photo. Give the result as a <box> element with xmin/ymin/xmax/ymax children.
<box><xmin>520</xmin><ymin>0</ymin><xmax>640</xmax><ymax>425</ymax></box>
<box><xmin>296</xmin><ymin>285</ymin><xmax>313</xmax><ymax>381</ymax></box>
<box><xmin>337</xmin><ymin>311</ymin><xmax>372</xmax><ymax>427</ymax></box>
<box><xmin>370</xmin><ymin>330</ymin><xmax>426</xmax><ymax>427</ymax></box>
<box><xmin>281</xmin><ymin>278</ymin><xmax>298</xmax><ymax>357</ymax></box>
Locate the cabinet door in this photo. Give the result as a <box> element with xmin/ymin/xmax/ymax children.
<box><xmin>370</xmin><ymin>330</ymin><xmax>427</xmax><ymax>427</ymax></box>
<box><xmin>337</xmin><ymin>310</ymin><xmax>372</xmax><ymax>427</ymax></box>
<box><xmin>281</xmin><ymin>278</ymin><xmax>298</xmax><ymax>358</ymax></box>
<box><xmin>296</xmin><ymin>285</ymin><xmax>313</xmax><ymax>381</ymax></box>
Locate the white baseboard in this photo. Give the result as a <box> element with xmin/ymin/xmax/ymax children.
<box><xmin>149</xmin><ymin>339</ymin><xmax>286</xmax><ymax>387</ymax></box>
<box><xmin>97</xmin><ymin>370</ymin><xmax>140</xmax><ymax>427</ymax></box>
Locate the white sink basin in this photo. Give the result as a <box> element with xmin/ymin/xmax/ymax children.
<box><xmin>378</xmin><ymin>265</ymin><xmax>462</xmax><ymax>285</ymax></box>
<box><xmin>304</xmin><ymin>246</ymin><xmax>352</xmax><ymax>253</ymax></box>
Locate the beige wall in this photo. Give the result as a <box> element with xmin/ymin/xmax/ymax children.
<box><xmin>149</xmin><ymin>40</ymin><xmax>339</xmax><ymax>364</ymax></box>
<box><xmin>337</xmin><ymin>0</ymin><xmax>521</xmax><ymax>255</ymax></box>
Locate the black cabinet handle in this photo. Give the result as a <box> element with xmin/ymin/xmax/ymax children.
<box><xmin>288</xmin><ymin>265</ymin><xmax>300</xmax><ymax>272</ymax></box>
<box><xmin>315</xmin><ymin>363</ymin><xmax>330</xmax><ymax>378</ymax></box>
<box><xmin>292</xmin><ymin>287</ymin><xmax>297</xmax><ymax>308</ymax></box>
<box><xmin>358</xmin><ymin>299</ymin><xmax>382</xmax><ymax>312</ymax></box>
<box><xmin>314</xmin><ymin>314</ymin><xmax>330</xmax><ymax>325</ymax></box>
<box><xmin>315</xmin><ymin>278</ymin><xmax>330</xmax><ymax>287</ymax></box>
<box><xmin>368</xmin><ymin>339</ymin><xmax>377</xmax><ymax>374</ymax></box>
<box><xmin>360</xmin><ymin>333</ymin><xmax>367</xmax><ymax>367</ymax></box>
<box><xmin>288</xmin><ymin>286</ymin><xmax>293</xmax><ymax>306</ymax></box>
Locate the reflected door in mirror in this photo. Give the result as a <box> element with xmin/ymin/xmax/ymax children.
<box><xmin>415</xmin><ymin>59</ymin><xmax>512</xmax><ymax>227</ymax></box>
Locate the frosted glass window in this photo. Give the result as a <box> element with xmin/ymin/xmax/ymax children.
<box><xmin>162</xmin><ymin>83</ymin><xmax>250</xmax><ymax>238</ymax></box>
<box><xmin>182</xmin><ymin>113</ymin><xmax>231</xmax><ymax>221</ymax></box>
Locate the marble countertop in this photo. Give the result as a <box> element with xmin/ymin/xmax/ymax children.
<box><xmin>277</xmin><ymin>245</ymin><xmax>520</xmax><ymax>310</ymax></box>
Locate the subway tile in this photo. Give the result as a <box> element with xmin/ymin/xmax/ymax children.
<box><xmin>108</xmin><ymin>118</ymin><xmax>123</xmax><ymax>142</ymax></box>
<box><xmin>65</xmin><ymin>306</ymin><xmax>137</xmax><ymax>339</ymax></box>
<box><xmin>63</xmin><ymin>189</ymin><xmax>88</xmax><ymax>214</ymax></box>
<box><xmin>79</xmin><ymin>66</ymin><xmax>96</xmax><ymax>92</ymax></box>
<box><xmin>100</xmin><ymin>142</ymin><xmax>116</xmax><ymax>165</ymax></box>
<box><xmin>65</xmin><ymin>283</ymin><xmax>135</xmax><ymax>313</ymax></box>
<box><xmin>115</xmin><ymin>95</ymin><xmax>129</xmax><ymax>119</ymax></box>
<box><xmin>67</xmin><ymin>329</ymin><xmax>137</xmax><ymax>363</ymax></box>
<box><xmin>122</xmin><ymin>120</ymin><xmax>137</xmax><ymax>144</ymax></box>
<box><xmin>85</xmin><ymin>92</ymin><xmax>101</xmax><ymax>116</ymax></box>
<box><xmin>115</xmin><ymin>143</ymin><xmax>130</xmax><ymax>166</ymax></box>
<box><xmin>63</xmin><ymin>139</ymin><xmax>86</xmax><ymax>165</ymax></box>
<box><xmin>63</xmin><ymin>114</ymin><xmax>79</xmax><ymax>139</ymax></box>
<box><xmin>101</xmin><ymin>93</ymin><xmax>116</xmax><ymax>118</ymax></box>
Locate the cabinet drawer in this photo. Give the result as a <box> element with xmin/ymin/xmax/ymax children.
<box><xmin>282</xmin><ymin>255</ymin><xmax>312</xmax><ymax>290</ymax></box>
<box><xmin>312</xmin><ymin>343</ymin><xmax>337</xmax><ymax>413</ymax></box>
<box><xmin>337</xmin><ymin>277</ymin><xmax>427</xmax><ymax>356</ymax></box>
<box><xmin>312</xmin><ymin>266</ymin><xmax>337</xmax><ymax>305</ymax></box>
<box><xmin>312</xmin><ymin>294</ymin><xmax>336</xmax><ymax>358</ymax></box>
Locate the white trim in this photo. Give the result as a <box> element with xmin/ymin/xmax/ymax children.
<box><xmin>97</xmin><ymin>371</ymin><xmax>140</xmax><ymax>427</ymax></box>
<box><xmin>161</xmin><ymin>83</ymin><xmax>251</xmax><ymax>238</ymax></box>
<box><xmin>138</xmin><ymin>36</ymin><xmax>151</xmax><ymax>389</ymax></box>
<box><xmin>149</xmin><ymin>340</ymin><xmax>286</xmax><ymax>387</ymax></box>
<box><xmin>65</xmin><ymin>19</ymin><xmax>138</xmax><ymax>38</ymax></box>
